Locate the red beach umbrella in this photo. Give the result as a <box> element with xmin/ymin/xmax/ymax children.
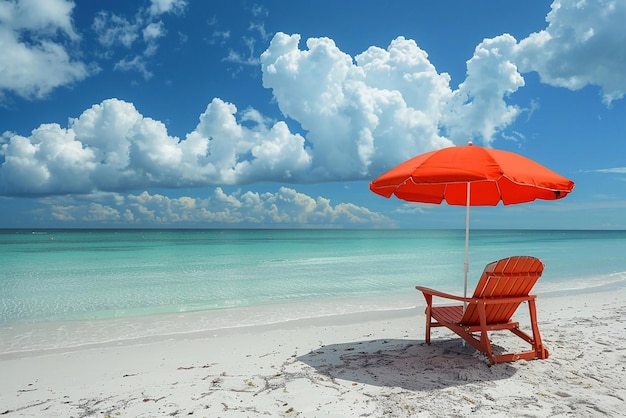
<box><xmin>369</xmin><ymin>142</ymin><xmax>575</xmax><ymax>298</ymax></box>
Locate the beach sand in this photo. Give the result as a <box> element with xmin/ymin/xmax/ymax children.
<box><xmin>1</xmin><ymin>286</ymin><xmax>625</xmax><ymax>417</ymax></box>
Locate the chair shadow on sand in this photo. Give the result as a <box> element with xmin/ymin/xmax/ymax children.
<box><xmin>297</xmin><ymin>338</ymin><xmax>517</xmax><ymax>391</ymax></box>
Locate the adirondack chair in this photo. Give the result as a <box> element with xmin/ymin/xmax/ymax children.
<box><xmin>415</xmin><ymin>256</ymin><xmax>549</xmax><ymax>365</ymax></box>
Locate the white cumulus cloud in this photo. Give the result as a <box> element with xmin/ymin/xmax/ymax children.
<box><xmin>43</xmin><ymin>187</ymin><xmax>390</xmax><ymax>227</ymax></box>
<box><xmin>0</xmin><ymin>0</ymin><xmax>90</xmax><ymax>100</ymax></box>
<box><xmin>516</xmin><ymin>0</ymin><xmax>626</xmax><ymax>105</ymax></box>
<box><xmin>261</xmin><ymin>33</ymin><xmax>454</xmax><ymax>179</ymax></box>
<box><xmin>443</xmin><ymin>34</ymin><xmax>525</xmax><ymax>145</ymax></box>
<box><xmin>0</xmin><ymin>98</ymin><xmax>312</xmax><ymax>196</ymax></box>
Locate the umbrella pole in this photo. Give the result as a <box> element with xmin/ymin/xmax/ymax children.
<box><xmin>462</xmin><ymin>182</ymin><xmax>470</xmax><ymax>349</ymax></box>
<box><xmin>464</xmin><ymin>182</ymin><xmax>470</xmax><ymax>306</ymax></box>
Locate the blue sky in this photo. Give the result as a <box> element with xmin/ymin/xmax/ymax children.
<box><xmin>1</xmin><ymin>0</ymin><xmax>625</xmax><ymax>229</ymax></box>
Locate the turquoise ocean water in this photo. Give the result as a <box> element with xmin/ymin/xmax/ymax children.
<box><xmin>2</xmin><ymin>229</ymin><xmax>626</xmax><ymax>328</ymax></box>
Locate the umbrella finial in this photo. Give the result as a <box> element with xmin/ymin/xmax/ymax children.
<box><xmin>468</xmin><ymin>141</ymin><xmax>473</xmax><ymax>146</ymax></box>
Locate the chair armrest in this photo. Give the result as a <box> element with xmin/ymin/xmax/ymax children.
<box><xmin>416</xmin><ymin>286</ymin><xmax>537</xmax><ymax>305</ymax></box>
<box><xmin>415</xmin><ymin>286</ymin><xmax>472</xmax><ymax>303</ymax></box>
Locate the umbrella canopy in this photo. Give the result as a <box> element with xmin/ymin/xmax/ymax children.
<box><xmin>369</xmin><ymin>142</ymin><xmax>575</xmax><ymax>298</ymax></box>
<box><xmin>370</xmin><ymin>142</ymin><xmax>575</xmax><ymax>206</ymax></box>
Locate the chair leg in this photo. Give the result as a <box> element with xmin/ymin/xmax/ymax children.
<box><xmin>424</xmin><ymin>295</ymin><xmax>432</xmax><ymax>345</ymax></box>
<box><xmin>476</xmin><ymin>302</ymin><xmax>496</xmax><ymax>365</ymax></box>
<box><xmin>490</xmin><ymin>301</ymin><xmax>549</xmax><ymax>364</ymax></box>
<box><xmin>527</xmin><ymin>299</ymin><xmax>548</xmax><ymax>359</ymax></box>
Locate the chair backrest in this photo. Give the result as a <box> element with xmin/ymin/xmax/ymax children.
<box><xmin>460</xmin><ymin>256</ymin><xmax>544</xmax><ymax>326</ymax></box>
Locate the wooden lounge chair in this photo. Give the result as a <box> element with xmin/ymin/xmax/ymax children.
<box><xmin>415</xmin><ymin>256</ymin><xmax>549</xmax><ymax>365</ymax></box>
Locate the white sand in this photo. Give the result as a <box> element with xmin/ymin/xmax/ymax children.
<box><xmin>1</xmin><ymin>285</ymin><xmax>625</xmax><ymax>417</ymax></box>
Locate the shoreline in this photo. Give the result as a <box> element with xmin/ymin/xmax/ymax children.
<box><xmin>0</xmin><ymin>292</ymin><xmax>419</xmax><ymax>356</ymax></box>
<box><xmin>2</xmin><ymin>279</ymin><xmax>625</xmax><ymax>357</ymax></box>
<box><xmin>1</xmin><ymin>284</ymin><xmax>625</xmax><ymax>416</ymax></box>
